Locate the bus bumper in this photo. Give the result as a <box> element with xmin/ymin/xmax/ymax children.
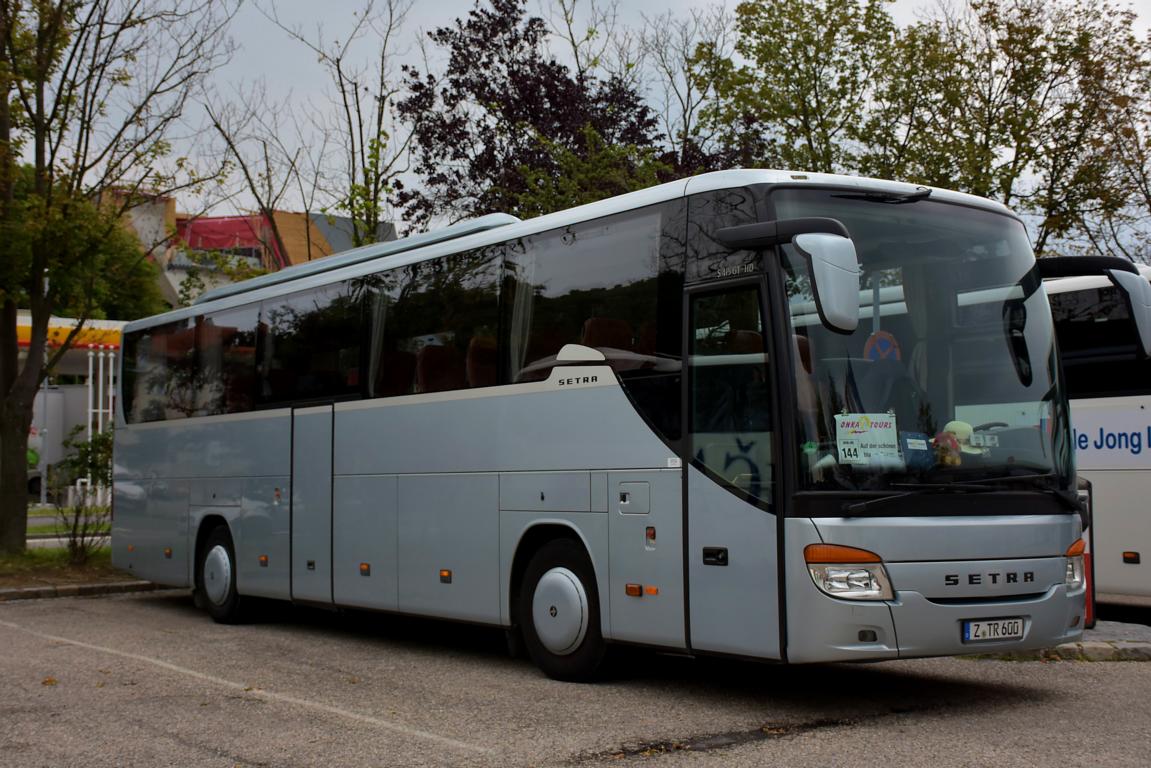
<box><xmin>786</xmin><ymin>554</ymin><xmax>1085</xmax><ymax>663</ymax></box>
<box><xmin>888</xmin><ymin>586</ymin><xmax>1084</xmax><ymax>659</ymax></box>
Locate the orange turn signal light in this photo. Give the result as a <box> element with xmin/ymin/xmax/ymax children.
<box><xmin>644</xmin><ymin>585</ymin><xmax>659</xmax><ymax>596</ymax></box>
<box><xmin>439</xmin><ymin>569</ymin><xmax>452</xmax><ymax>584</ymax></box>
<box><xmin>126</xmin><ymin>544</ymin><xmax>135</xmax><ymax>553</ymax></box>
<box><xmin>625</xmin><ymin>583</ymin><xmax>642</xmax><ymax>597</ymax></box>
<box><xmin>1065</xmin><ymin>539</ymin><xmax>1086</xmax><ymax>557</ymax></box>
<box><xmin>804</xmin><ymin>543</ymin><xmax>882</xmax><ymax>564</ymax></box>
<box><xmin>360</xmin><ymin>563</ymin><xmax>371</xmax><ymax>577</ymax></box>
<box><xmin>163</xmin><ymin>547</ymin><xmax>172</xmax><ymax>559</ymax></box>
<box><xmin>258</xmin><ymin>554</ymin><xmax>269</xmax><ymax>567</ymax></box>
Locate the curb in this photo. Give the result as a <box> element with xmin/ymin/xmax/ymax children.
<box><xmin>0</xmin><ymin>580</ymin><xmax>158</xmax><ymax>602</ymax></box>
<box><xmin>975</xmin><ymin>640</ymin><xmax>1151</xmax><ymax>662</ymax></box>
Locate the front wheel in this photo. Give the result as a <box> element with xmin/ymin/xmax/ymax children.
<box><xmin>519</xmin><ymin>538</ymin><xmax>605</xmax><ymax>681</ymax></box>
<box><xmin>195</xmin><ymin>525</ymin><xmax>246</xmax><ymax>623</ymax></box>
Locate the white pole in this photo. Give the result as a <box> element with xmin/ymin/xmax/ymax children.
<box><xmin>97</xmin><ymin>346</ymin><xmax>105</xmax><ymax>434</ymax></box>
<box><xmin>86</xmin><ymin>347</ymin><xmax>94</xmax><ymax>442</ymax></box>
<box><xmin>38</xmin><ymin>347</ymin><xmax>48</xmax><ymax>506</ymax></box>
<box><xmin>108</xmin><ymin>349</ymin><xmax>116</xmax><ymax>428</ymax></box>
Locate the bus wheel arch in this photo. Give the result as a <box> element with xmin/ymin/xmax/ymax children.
<box><xmin>513</xmin><ymin>530</ymin><xmax>606</xmax><ymax>681</ymax></box>
<box><xmin>193</xmin><ymin>517</ymin><xmax>246</xmax><ymax>623</ymax></box>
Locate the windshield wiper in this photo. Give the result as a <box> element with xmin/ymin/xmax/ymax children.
<box><xmin>952</xmin><ymin>473</ymin><xmax>1082</xmax><ymax>513</ymax></box>
<box><xmin>842</xmin><ymin>483</ymin><xmax>996</xmax><ymax>514</ymax></box>
<box><xmin>842</xmin><ymin>474</ymin><xmax>1081</xmax><ymax>515</ymax></box>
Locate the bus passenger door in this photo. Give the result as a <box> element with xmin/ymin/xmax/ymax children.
<box><xmin>685</xmin><ymin>282</ymin><xmax>782</xmax><ymax>659</ymax></box>
<box><xmin>291</xmin><ymin>405</ymin><xmax>334</xmax><ymax>604</ymax></box>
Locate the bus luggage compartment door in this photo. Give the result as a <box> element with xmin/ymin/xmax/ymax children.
<box><xmin>291</xmin><ymin>405</ymin><xmax>334</xmax><ymax>604</ymax></box>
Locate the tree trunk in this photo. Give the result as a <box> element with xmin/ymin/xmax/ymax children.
<box><xmin>0</xmin><ymin>298</ymin><xmax>42</xmax><ymax>556</ymax></box>
<box><xmin>0</xmin><ymin>395</ymin><xmax>33</xmax><ymax>554</ymax></box>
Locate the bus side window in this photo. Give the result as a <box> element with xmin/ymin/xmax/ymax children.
<box><xmin>196</xmin><ymin>306</ymin><xmax>258</xmax><ymax>416</ymax></box>
<box><xmin>369</xmin><ymin>247</ymin><xmax>501</xmax><ymax>396</ymax></box>
<box><xmin>122</xmin><ymin>319</ymin><xmax>195</xmax><ymax>423</ymax></box>
<box><xmin>504</xmin><ymin>209</ymin><xmax>662</xmax><ymax>382</ymax></box>
<box><xmin>258</xmin><ymin>284</ymin><xmax>363</xmax><ymax>405</ymax></box>
<box><xmin>689</xmin><ymin>287</ymin><xmax>774</xmax><ymax>505</ymax></box>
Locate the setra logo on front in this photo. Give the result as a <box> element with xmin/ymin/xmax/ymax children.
<box><xmin>945</xmin><ymin>571</ymin><xmax>1035</xmax><ymax>586</ymax></box>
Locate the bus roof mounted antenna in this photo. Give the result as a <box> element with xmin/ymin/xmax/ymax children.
<box><xmin>193</xmin><ymin>213</ymin><xmax>522</xmax><ymax>305</ymax></box>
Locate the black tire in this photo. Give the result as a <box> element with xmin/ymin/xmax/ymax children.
<box><xmin>518</xmin><ymin>538</ymin><xmax>605</xmax><ymax>681</ymax></box>
<box><xmin>195</xmin><ymin>525</ymin><xmax>246</xmax><ymax>624</ymax></box>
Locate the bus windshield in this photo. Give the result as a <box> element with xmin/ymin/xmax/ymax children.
<box><xmin>773</xmin><ymin>188</ymin><xmax>1074</xmax><ymax>493</ymax></box>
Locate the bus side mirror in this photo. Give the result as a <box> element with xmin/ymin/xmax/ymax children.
<box><xmin>1107</xmin><ymin>270</ymin><xmax>1151</xmax><ymax>357</ymax></box>
<box><xmin>716</xmin><ymin>217</ymin><xmax>860</xmax><ymax>334</ymax></box>
<box><xmin>793</xmin><ymin>233</ymin><xmax>860</xmax><ymax>334</ymax></box>
<box><xmin>1037</xmin><ymin>256</ymin><xmax>1151</xmax><ymax>357</ymax></box>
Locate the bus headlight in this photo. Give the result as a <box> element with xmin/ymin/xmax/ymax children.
<box><xmin>1065</xmin><ymin>539</ymin><xmax>1086</xmax><ymax>591</ymax></box>
<box><xmin>804</xmin><ymin>544</ymin><xmax>894</xmax><ymax>601</ymax></box>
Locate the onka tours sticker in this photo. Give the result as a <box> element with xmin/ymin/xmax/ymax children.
<box><xmin>835</xmin><ymin>413</ymin><xmax>901</xmax><ymax>466</ymax></box>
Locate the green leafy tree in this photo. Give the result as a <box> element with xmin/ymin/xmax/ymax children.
<box><xmin>0</xmin><ymin>0</ymin><xmax>235</xmax><ymax>555</ymax></box>
<box><xmin>1072</xmin><ymin>11</ymin><xmax>1151</xmax><ymax>261</ymax></box>
<box><xmin>882</xmin><ymin>0</ymin><xmax>1150</xmax><ymax>255</ymax></box>
<box><xmin>511</xmin><ymin>125</ymin><xmax>668</xmax><ymax>218</ymax></box>
<box><xmin>696</xmin><ymin>0</ymin><xmax>898</xmax><ymax>174</ymax></box>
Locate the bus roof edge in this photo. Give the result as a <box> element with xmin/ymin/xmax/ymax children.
<box><xmin>192</xmin><ymin>213</ymin><xmax>522</xmax><ymax>305</ymax></box>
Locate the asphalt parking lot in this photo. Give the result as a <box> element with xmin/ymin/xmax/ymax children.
<box><xmin>2</xmin><ymin>592</ymin><xmax>1150</xmax><ymax>767</ymax></box>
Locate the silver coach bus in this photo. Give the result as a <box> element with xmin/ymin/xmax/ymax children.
<box><xmin>114</xmin><ymin>170</ymin><xmax>1135</xmax><ymax>680</ymax></box>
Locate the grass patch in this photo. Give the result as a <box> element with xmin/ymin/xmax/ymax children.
<box><xmin>0</xmin><ymin>547</ymin><xmax>132</xmax><ymax>590</ymax></box>
<box><xmin>27</xmin><ymin>522</ymin><xmax>111</xmax><ymax>537</ymax></box>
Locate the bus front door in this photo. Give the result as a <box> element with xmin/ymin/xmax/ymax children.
<box><xmin>685</xmin><ymin>281</ymin><xmax>782</xmax><ymax>660</ymax></box>
<box><xmin>291</xmin><ymin>405</ymin><xmax>334</xmax><ymax>604</ymax></box>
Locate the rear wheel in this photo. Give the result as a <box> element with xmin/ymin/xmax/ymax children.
<box><xmin>519</xmin><ymin>538</ymin><xmax>605</xmax><ymax>681</ymax></box>
<box><xmin>196</xmin><ymin>525</ymin><xmax>246</xmax><ymax>623</ymax></box>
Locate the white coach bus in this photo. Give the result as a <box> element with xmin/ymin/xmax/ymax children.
<box><xmin>114</xmin><ymin>170</ymin><xmax>1147</xmax><ymax>680</ymax></box>
<box><xmin>1047</xmin><ymin>266</ymin><xmax>1151</xmax><ymax>600</ymax></box>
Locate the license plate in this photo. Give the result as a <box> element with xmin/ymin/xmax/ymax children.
<box><xmin>962</xmin><ymin>617</ymin><xmax>1024</xmax><ymax>643</ymax></box>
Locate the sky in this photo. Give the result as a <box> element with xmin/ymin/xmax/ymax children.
<box><xmin>219</xmin><ymin>0</ymin><xmax>1151</xmax><ymax>101</ymax></box>
<box><xmin>216</xmin><ymin>0</ymin><xmax>970</xmax><ymax>109</ymax></box>
<box><xmin>198</xmin><ymin>0</ymin><xmax>1151</xmax><ymax>215</ymax></box>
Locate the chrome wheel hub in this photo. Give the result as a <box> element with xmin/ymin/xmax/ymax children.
<box><xmin>532</xmin><ymin>567</ymin><xmax>588</xmax><ymax>655</ymax></box>
<box><xmin>202</xmin><ymin>544</ymin><xmax>232</xmax><ymax>606</ymax></box>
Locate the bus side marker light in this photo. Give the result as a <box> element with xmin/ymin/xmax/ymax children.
<box><xmin>644</xmin><ymin>585</ymin><xmax>659</xmax><ymax>596</ymax></box>
<box><xmin>1065</xmin><ymin>539</ymin><xmax>1086</xmax><ymax>590</ymax></box>
<box><xmin>625</xmin><ymin>584</ymin><xmax>642</xmax><ymax>597</ymax></box>
<box><xmin>440</xmin><ymin>569</ymin><xmax>452</xmax><ymax>584</ymax></box>
<box><xmin>1123</xmin><ymin>551</ymin><xmax>1141</xmax><ymax>564</ymax></box>
<box><xmin>360</xmin><ymin>563</ymin><xmax>371</xmax><ymax>577</ymax></box>
<box><xmin>258</xmin><ymin>555</ymin><xmax>269</xmax><ymax>568</ymax></box>
<box><xmin>163</xmin><ymin>548</ymin><xmax>172</xmax><ymax>559</ymax></box>
<box><xmin>126</xmin><ymin>544</ymin><xmax>134</xmax><ymax>553</ymax></box>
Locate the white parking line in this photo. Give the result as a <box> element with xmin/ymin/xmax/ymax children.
<box><xmin>0</xmin><ymin>618</ymin><xmax>491</xmax><ymax>756</ymax></box>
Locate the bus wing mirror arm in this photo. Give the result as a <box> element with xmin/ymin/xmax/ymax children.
<box><xmin>715</xmin><ymin>217</ymin><xmax>850</xmax><ymax>250</ymax></box>
<box><xmin>1036</xmin><ymin>257</ymin><xmax>1151</xmax><ymax>356</ymax></box>
<box><xmin>715</xmin><ymin>217</ymin><xmax>860</xmax><ymax>335</ymax></box>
